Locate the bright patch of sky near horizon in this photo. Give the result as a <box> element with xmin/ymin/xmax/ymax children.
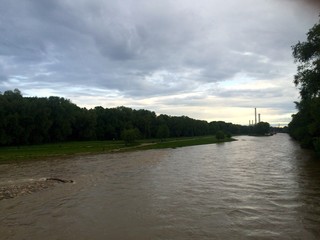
<box><xmin>0</xmin><ymin>0</ymin><xmax>319</xmax><ymax>125</ymax></box>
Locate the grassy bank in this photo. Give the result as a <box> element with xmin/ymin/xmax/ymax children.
<box><xmin>0</xmin><ymin>136</ymin><xmax>235</xmax><ymax>163</ymax></box>
<box><xmin>137</xmin><ymin>136</ymin><xmax>235</xmax><ymax>150</ymax></box>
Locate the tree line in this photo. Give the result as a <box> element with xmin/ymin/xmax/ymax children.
<box><xmin>288</xmin><ymin>17</ymin><xmax>320</xmax><ymax>152</ymax></box>
<box><xmin>0</xmin><ymin>89</ymin><xmax>270</xmax><ymax>146</ymax></box>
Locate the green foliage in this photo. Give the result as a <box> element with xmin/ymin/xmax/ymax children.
<box><xmin>156</xmin><ymin>124</ymin><xmax>170</xmax><ymax>141</ymax></box>
<box><xmin>121</xmin><ymin>128</ymin><xmax>141</xmax><ymax>145</ymax></box>
<box><xmin>253</xmin><ymin>122</ymin><xmax>270</xmax><ymax>135</ymax></box>
<box><xmin>292</xmin><ymin>21</ymin><xmax>320</xmax><ymax>99</ymax></box>
<box><xmin>289</xmin><ymin>18</ymin><xmax>320</xmax><ymax>149</ymax></box>
<box><xmin>0</xmin><ymin>88</ymin><xmax>254</xmax><ymax>147</ymax></box>
<box><xmin>215</xmin><ymin>130</ymin><xmax>225</xmax><ymax>140</ymax></box>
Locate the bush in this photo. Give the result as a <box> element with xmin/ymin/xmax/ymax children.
<box><xmin>216</xmin><ymin>130</ymin><xmax>225</xmax><ymax>140</ymax></box>
<box><xmin>121</xmin><ymin>128</ymin><xmax>140</xmax><ymax>145</ymax></box>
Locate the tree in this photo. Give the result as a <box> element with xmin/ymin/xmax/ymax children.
<box><xmin>215</xmin><ymin>130</ymin><xmax>225</xmax><ymax>140</ymax></box>
<box><xmin>253</xmin><ymin>122</ymin><xmax>270</xmax><ymax>135</ymax></box>
<box><xmin>156</xmin><ymin>124</ymin><xmax>170</xmax><ymax>141</ymax></box>
<box><xmin>0</xmin><ymin>88</ymin><xmax>271</xmax><ymax>147</ymax></box>
<box><xmin>72</xmin><ymin>108</ymin><xmax>97</xmax><ymax>140</ymax></box>
<box><xmin>289</xmin><ymin>17</ymin><xmax>320</xmax><ymax>150</ymax></box>
<box><xmin>292</xmin><ymin>21</ymin><xmax>320</xmax><ymax>100</ymax></box>
<box><xmin>47</xmin><ymin>97</ymin><xmax>75</xmax><ymax>142</ymax></box>
<box><xmin>121</xmin><ymin>128</ymin><xmax>140</xmax><ymax>145</ymax></box>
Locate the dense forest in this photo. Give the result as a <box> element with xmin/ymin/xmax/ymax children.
<box><xmin>288</xmin><ymin>17</ymin><xmax>320</xmax><ymax>152</ymax></box>
<box><xmin>0</xmin><ymin>89</ymin><xmax>270</xmax><ymax>146</ymax></box>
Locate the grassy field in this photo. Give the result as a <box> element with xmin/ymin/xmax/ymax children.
<box><xmin>0</xmin><ymin>136</ymin><xmax>235</xmax><ymax>163</ymax></box>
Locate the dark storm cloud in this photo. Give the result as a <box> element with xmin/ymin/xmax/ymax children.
<box><xmin>0</xmin><ymin>0</ymin><xmax>318</xmax><ymax>123</ymax></box>
<box><xmin>0</xmin><ymin>64</ymin><xmax>7</xmax><ymax>83</ymax></box>
<box><xmin>0</xmin><ymin>1</ymin><xmax>308</xmax><ymax>82</ymax></box>
<box><xmin>297</xmin><ymin>0</ymin><xmax>320</xmax><ymax>7</ymax></box>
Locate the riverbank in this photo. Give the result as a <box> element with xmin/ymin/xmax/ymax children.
<box><xmin>0</xmin><ymin>136</ymin><xmax>235</xmax><ymax>200</ymax></box>
<box><xmin>0</xmin><ymin>136</ymin><xmax>235</xmax><ymax>163</ymax></box>
<box><xmin>2</xmin><ymin>134</ymin><xmax>319</xmax><ymax>239</ymax></box>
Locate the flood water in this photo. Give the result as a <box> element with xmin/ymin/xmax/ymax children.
<box><xmin>1</xmin><ymin>134</ymin><xmax>320</xmax><ymax>239</ymax></box>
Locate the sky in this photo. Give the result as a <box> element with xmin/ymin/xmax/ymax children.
<box><xmin>0</xmin><ymin>0</ymin><xmax>319</xmax><ymax>125</ymax></box>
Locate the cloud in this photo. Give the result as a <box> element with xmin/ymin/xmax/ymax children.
<box><xmin>0</xmin><ymin>0</ymin><xmax>318</xmax><ymax>124</ymax></box>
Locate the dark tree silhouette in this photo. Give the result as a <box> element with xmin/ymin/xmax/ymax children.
<box><xmin>289</xmin><ymin>17</ymin><xmax>320</xmax><ymax>151</ymax></box>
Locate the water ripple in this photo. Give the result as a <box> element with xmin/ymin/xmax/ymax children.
<box><xmin>1</xmin><ymin>134</ymin><xmax>320</xmax><ymax>239</ymax></box>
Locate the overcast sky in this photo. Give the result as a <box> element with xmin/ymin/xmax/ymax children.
<box><xmin>0</xmin><ymin>0</ymin><xmax>319</xmax><ymax>125</ymax></box>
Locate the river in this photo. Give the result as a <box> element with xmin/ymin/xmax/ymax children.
<box><xmin>1</xmin><ymin>134</ymin><xmax>320</xmax><ymax>239</ymax></box>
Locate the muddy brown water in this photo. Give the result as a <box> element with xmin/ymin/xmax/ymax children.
<box><xmin>1</xmin><ymin>134</ymin><xmax>320</xmax><ymax>239</ymax></box>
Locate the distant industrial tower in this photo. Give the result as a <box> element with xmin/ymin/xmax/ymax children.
<box><xmin>255</xmin><ymin>108</ymin><xmax>257</xmax><ymax>125</ymax></box>
<box><xmin>249</xmin><ymin>108</ymin><xmax>262</xmax><ymax>126</ymax></box>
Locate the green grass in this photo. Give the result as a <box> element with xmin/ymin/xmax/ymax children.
<box><xmin>137</xmin><ymin>136</ymin><xmax>235</xmax><ymax>150</ymax></box>
<box><xmin>0</xmin><ymin>140</ymin><xmax>125</xmax><ymax>162</ymax></box>
<box><xmin>0</xmin><ymin>136</ymin><xmax>235</xmax><ymax>163</ymax></box>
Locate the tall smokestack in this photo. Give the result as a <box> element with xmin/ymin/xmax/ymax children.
<box><xmin>255</xmin><ymin>108</ymin><xmax>257</xmax><ymax>125</ymax></box>
<box><xmin>258</xmin><ymin>113</ymin><xmax>261</xmax><ymax>123</ymax></box>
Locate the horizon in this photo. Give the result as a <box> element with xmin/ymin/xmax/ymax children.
<box><xmin>2</xmin><ymin>88</ymin><xmax>287</xmax><ymax>127</ymax></box>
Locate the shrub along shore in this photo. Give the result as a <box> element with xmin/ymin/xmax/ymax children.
<box><xmin>0</xmin><ymin>135</ymin><xmax>235</xmax><ymax>163</ymax></box>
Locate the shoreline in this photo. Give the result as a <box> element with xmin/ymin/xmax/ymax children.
<box><xmin>0</xmin><ymin>136</ymin><xmax>236</xmax><ymax>201</ymax></box>
<box><xmin>0</xmin><ymin>136</ymin><xmax>236</xmax><ymax>164</ymax></box>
